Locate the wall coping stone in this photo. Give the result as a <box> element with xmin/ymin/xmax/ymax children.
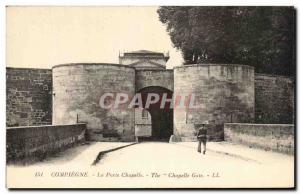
<box><xmin>6</xmin><ymin>67</ymin><xmax>52</xmax><ymax>71</ymax></box>
<box><xmin>174</xmin><ymin>63</ymin><xmax>254</xmax><ymax>69</ymax></box>
<box><xmin>255</xmin><ymin>73</ymin><xmax>294</xmax><ymax>80</ymax></box>
<box><xmin>7</xmin><ymin>123</ymin><xmax>86</xmax><ymax>130</ymax></box>
<box><xmin>52</xmin><ymin>63</ymin><xmax>135</xmax><ymax>69</ymax></box>
<box><xmin>225</xmin><ymin>123</ymin><xmax>294</xmax><ymax>127</ymax></box>
<box><xmin>135</xmin><ymin>69</ymin><xmax>173</xmax><ymax>72</ymax></box>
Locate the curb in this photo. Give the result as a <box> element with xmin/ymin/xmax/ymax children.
<box><xmin>92</xmin><ymin>142</ymin><xmax>138</xmax><ymax>165</ymax></box>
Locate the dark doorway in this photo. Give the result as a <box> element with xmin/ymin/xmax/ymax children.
<box><xmin>137</xmin><ymin>86</ymin><xmax>173</xmax><ymax>142</ymax></box>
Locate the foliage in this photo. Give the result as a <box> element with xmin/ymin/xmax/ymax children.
<box><xmin>157</xmin><ymin>6</ymin><xmax>295</xmax><ymax>76</ymax></box>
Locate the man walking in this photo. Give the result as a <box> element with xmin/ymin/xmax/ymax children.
<box><xmin>197</xmin><ymin>121</ymin><xmax>208</xmax><ymax>154</ymax></box>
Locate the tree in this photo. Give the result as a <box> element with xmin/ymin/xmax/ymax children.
<box><xmin>157</xmin><ymin>6</ymin><xmax>295</xmax><ymax>76</ymax></box>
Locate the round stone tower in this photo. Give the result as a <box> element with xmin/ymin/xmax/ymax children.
<box><xmin>173</xmin><ymin>64</ymin><xmax>254</xmax><ymax>141</ymax></box>
<box><xmin>52</xmin><ymin>63</ymin><xmax>135</xmax><ymax>141</ymax></box>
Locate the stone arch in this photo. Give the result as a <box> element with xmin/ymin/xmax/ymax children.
<box><xmin>135</xmin><ymin>86</ymin><xmax>173</xmax><ymax>141</ymax></box>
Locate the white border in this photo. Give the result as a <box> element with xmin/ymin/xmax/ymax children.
<box><xmin>0</xmin><ymin>0</ymin><xmax>298</xmax><ymax>193</ymax></box>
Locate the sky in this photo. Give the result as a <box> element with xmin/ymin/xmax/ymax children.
<box><xmin>6</xmin><ymin>6</ymin><xmax>184</xmax><ymax>69</ymax></box>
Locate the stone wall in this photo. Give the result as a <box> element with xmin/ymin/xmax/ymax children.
<box><xmin>7</xmin><ymin>65</ymin><xmax>294</xmax><ymax>144</ymax></box>
<box><xmin>224</xmin><ymin>123</ymin><xmax>294</xmax><ymax>154</ymax></box>
<box><xmin>174</xmin><ymin>64</ymin><xmax>255</xmax><ymax>141</ymax></box>
<box><xmin>6</xmin><ymin>68</ymin><xmax>52</xmax><ymax>127</ymax></box>
<box><xmin>255</xmin><ymin>74</ymin><xmax>294</xmax><ymax>124</ymax></box>
<box><xmin>7</xmin><ymin>123</ymin><xmax>86</xmax><ymax>164</ymax></box>
<box><xmin>52</xmin><ymin>63</ymin><xmax>135</xmax><ymax>142</ymax></box>
<box><xmin>135</xmin><ymin>69</ymin><xmax>174</xmax><ymax>91</ymax></box>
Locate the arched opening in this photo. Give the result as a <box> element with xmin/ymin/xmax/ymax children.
<box><xmin>135</xmin><ymin>86</ymin><xmax>173</xmax><ymax>142</ymax></box>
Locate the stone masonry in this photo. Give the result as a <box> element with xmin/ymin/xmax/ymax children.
<box><xmin>174</xmin><ymin>64</ymin><xmax>255</xmax><ymax>141</ymax></box>
<box><xmin>6</xmin><ymin>68</ymin><xmax>52</xmax><ymax>127</ymax></box>
<box><xmin>224</xmin><ymin>123</ymin><xmax>294</xmax><ymax>154</ymax></box>
<box><xmin>7</xmin><ymin>123</ymin><xmax>86</xmax><ymax>163</ymax></box>
<box><xmin>255</xmin><ymin>74</ymin><xmax>294</xmax><ymax>124</ymax></box>
<box><xmin>6</xmin><ymin>51</ymin><xmax>295</xmax><ymax>142</ymax></box>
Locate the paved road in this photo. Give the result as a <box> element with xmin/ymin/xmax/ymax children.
<box><xmin>7</xmin><ymin>142</ymin><xmax>294</xmax><ymax>188</ymax></box>
<box><xmin>94</xmin><ymin>142</ymin><xmax>294</xmax><ymax>188</ymax></box>
<box><xmin>97</xmin><ymin>142</ymin><xmax>253</xmax><ymax>168</ymax></box>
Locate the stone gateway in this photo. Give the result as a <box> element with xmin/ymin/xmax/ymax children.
<box><xmin>6</xmin><ymin>50</ymin><xmax>294</xmax><ymax>142</ymax></box>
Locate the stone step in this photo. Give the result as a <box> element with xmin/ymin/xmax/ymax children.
<box><xmin>181</xmin><ymin>136</ymin><xmax>198</xmax><ymax>142</ymax></box>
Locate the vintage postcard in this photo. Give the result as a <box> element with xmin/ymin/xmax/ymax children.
<box><xmin>6</xmin><ymin>6</ymin><xmax>295</xmax><ymax>189</ymax></box>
